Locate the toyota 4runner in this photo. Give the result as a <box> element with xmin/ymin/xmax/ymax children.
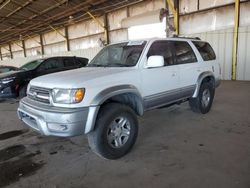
<box><xmin>17</xmin><ymin>37</ymin><xmax>221</xmax><ymax>159</ymax></box>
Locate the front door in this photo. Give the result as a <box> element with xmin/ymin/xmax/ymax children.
<box><xmin>141</xmin><ymin>40</ymin><xmax>180</xmax><ymax>110</ymax></box>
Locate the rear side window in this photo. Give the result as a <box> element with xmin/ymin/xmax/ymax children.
<box><xmin>63</xmin><ymin>58</ymin><xmax>75</xmax><ymax>67</ymax></box>
<box><xmin>76</xmin><ymin>58</ymin><xmax>88</xmax><ymax>66</ymax></box>
<box><xmin>147</xmin><ymin>41</ymin><xmax>174</xmax><ymax>66</ymax></box>
<box><xmin>192</xmin><ymin>41</ymin><xmax>216</xmax><ymax>61</ymax></box>
<box><xmin>40</xmin><ymin>59</ymin><xmax>63</xmax><ymax>70</ymax></box>
<box><xmin>173</xmin><ymin>41</ymin><xmax>197</xmax><ymax>64</ymax></box>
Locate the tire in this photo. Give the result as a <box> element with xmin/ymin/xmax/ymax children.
<box><xmin>19</xmin><ymin>85</ymin><xmax>28</xmax><ymax>98</ymax></box>
<box><xmin>189</xmin><ymin>82</ymin><xmax>215</xmax><ymax>114</ymax></box>
<box><xmin>87</xmin><ymin>103</ymin><xmax>138</xmax><ymax>160</ymax></box>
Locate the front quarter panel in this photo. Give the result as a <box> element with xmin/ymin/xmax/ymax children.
<box><xmin>91</xmin><ymin>85</ymin><xmax>143</xmax><ymax>106</ymax></box>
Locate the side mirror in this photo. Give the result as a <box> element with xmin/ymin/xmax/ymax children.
<box><xmin>146</xmin><ymin>56</ymin><xmax>164</xmax><ymax>68</ymax></box>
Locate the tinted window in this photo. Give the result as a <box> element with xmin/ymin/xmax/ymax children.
<box><xmin>20</xmin><ymin>60</ymin><xmax>43</xmax><ymax>71</ymax></box>
<box><xmin>63</xmin><ymin>58</ymin><xmax>75</xmax><ymax>67</ymax></box>
<box><xmin>193</xmin><ymin>41</ymin><xmax>216</xmax><ymax>61</ymax></box>
<box><xmin>76</xmin><ymin>57</ymin><xmax>88</xmax><ymax>66</ymax></box>
<box><xmin>147</xmin><ymin>41</ymin><xmax>174</xmax><ymax>66</ymax></box>
<box><xmin>173</xmin><ymin>41</ymin><xmax>197</xmax><ymax>64</ymax></box>
<box><xmin>10</xmin><ymin>67</ymin><xmax>17</xmax><ymax>71</ymax></box>
<box><xmin>40</xmin><ymin>59</ymin><xmax>63</xmax><ymax>70</ymax></box>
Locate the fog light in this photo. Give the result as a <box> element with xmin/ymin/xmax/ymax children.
<box><xmin>48</xmin><ymin>124</ymin><xmax>68</xmax><ymax>132</ymax></box>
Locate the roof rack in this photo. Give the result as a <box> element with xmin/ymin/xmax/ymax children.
<box><xmin>172</xmin><ymin>35</ymin><xmax>201</xmax><ymax>40</ymax></box>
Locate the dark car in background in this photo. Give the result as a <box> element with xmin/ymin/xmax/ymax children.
<box><xmin>0</xmin><ymin>65</ymin><xmax>19</xmax><ymax>74</ymax></box>
<box><xmin>0</xmin><ymin>56</ymin><xmax>88</xmax><ymax>99</ymax></box>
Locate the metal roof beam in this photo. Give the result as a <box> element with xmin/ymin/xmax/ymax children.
<box><xmin>0</xmin><ymin>0</ymin><xmax>94</xmax><ymax>42</ymax></box>
<box><xmin>0</xmin><ymin>0</ymin><xmax>35</xmax><ymax>24</ymax></box>
<box><xmin>0</xmin><ymin>0</ymin><xmax>69</xmax><ymax>34</ymax></box>
<box><xmin>0</xmin><ymin>0</ymin><xmax>143</xmax><ymax>45</ymax></box>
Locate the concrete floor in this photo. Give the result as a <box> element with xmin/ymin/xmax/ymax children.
<box><xmin>0</xmin><ymin>81</ymin><xmax>249</xmax><ymax>188</ymax></box>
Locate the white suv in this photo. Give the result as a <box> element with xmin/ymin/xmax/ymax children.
<box><xmin>18</xmin><ymin>37</ymin><xmax>221</xmax><ymax>159</ymax></box>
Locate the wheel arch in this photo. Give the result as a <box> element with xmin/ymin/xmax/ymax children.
<box><xmin>85</xmin><ymin>85</ymin><xmax>144</xmax><ymax>134</ymax></box>
<box><xmin>91</xmin><ymin>85</ymin><xmax>144</xmax><ymax>116</ymax></box>
<box><xmin>16</xmin><ymin>80</ymin><xmax>28</xmax><ymax>97</ymax></box>
<box><xmin>193</xmin><ymin>71</ymin><xmax>215</xmax><ymax>98</ymax></box>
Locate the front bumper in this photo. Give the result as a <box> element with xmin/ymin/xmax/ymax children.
<box><xmin>17</xmin><ymin>97</ymin><xmax>98</xmax><ymax>137</ymax></box>
<box><xmin>0</xmin><ymin>85</ymin><xmax>16</xmax><ymax>98</ymax></box>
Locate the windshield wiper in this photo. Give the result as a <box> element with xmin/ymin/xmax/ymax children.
<box><xmin>87</xmin><ymin>64</ymin><xmax>104</xmax><ymax>67</ymax></box>
<box><xmin>105</xmin><ymin>63</ymin><xmax>131</xmax><ymax>67</ymax></box>
<box><xmin>88</xmin><ymin>63</ymin><xmax>131</xmax><ymax>67</ymax></box>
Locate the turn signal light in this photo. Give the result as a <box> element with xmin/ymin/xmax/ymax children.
<box><xmin>74</xmin><ymin>89</ymin><xmax>85</xmax><ymax>103</ymax></box>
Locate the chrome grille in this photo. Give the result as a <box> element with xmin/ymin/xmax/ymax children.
<box><xmin>28</xmin><ymin>86</ymin><xmax>51</xmax><ymax>104</ymax></box>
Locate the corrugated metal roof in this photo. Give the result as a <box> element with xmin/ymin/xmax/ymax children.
<box><xmin>0</xmin><ymin>0</ymin><xmax>143</xmax><ymax>45</ymax></box>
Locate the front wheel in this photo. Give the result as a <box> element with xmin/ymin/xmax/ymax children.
<box><xmin>19</xmin><ymin>85</ymin><xmax>28</xmax><ymax>98</ymax></box>
<box><xmin>189</xmin><ymin>82</ymin><xmax>215</xmax><ymax>114</ymax></box>
<box><xmin>87</xmin><ymin>103</ymin><xmax>138</xmax><ymax>160</ymax></box>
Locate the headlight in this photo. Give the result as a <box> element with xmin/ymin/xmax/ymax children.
<box><xmin>52</xmin><ymin>88</ymin><xmax>85</xmax><ymax>104</ymax></box>
<box><xmin>1</xmin><ymin>77</ymin><xmax>15</xmax><ymax>84</ymax></box>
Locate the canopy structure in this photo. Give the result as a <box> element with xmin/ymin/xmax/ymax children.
<box><xmin>0</xmin><ymin>0</ymin><xmax>142</xmax><ymax>45</ymax></box>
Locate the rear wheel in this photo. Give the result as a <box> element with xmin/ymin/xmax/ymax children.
<box><xmin>189</xmin><ymin>82</ymin><xmax>214</xmax><ymax>114</ymax></box>
<box><xmin>87</xmin><ymin>103</ymin><xmax>138</xmax><ymax>159</ymax></box>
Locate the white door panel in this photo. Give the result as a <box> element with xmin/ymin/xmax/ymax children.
<box><xmin>178</xmin><ymin>63</ymin><xmax>201</xmax><ymax>88</ymax></box>
<box><xmin>141</xmin><ymin>66</ymin><xmax>179</xmax><ymax>96</ymax></box>
<box><xmin>141</xmin><ymin>65</ymin><xmax>180</xmax><ymax>109</ymax></box>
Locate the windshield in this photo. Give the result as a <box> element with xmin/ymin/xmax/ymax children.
<box><xmin>20</xmin><ymin>59</ymin><xmax>43</xmax><ymax>71</ymax></box>
<box><xmin>88</xmin><ymin>41</ymin><xmax>146</xmax><ymax>67</ymax></box>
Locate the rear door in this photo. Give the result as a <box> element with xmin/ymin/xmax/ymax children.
<box><xmin>192</xmin><ymin>41</ymin><xmax>219</xmax><ymax>80</ymax></box>
<box><xmin>141</xmin><ymin>40</ymin><xmax>180</xmax><ymax>109</ymax></box>
<box><xmin>172</xmin><ymin>41</ymin><xmax>201</xmax><ymax>98</ymax></box>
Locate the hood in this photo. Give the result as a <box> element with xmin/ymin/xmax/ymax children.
<box><xmin>0</xmin><ymin>70</ymin><xmax>22</xmax><ymax>79</ymax></box>
<box><xmin>30</xmin><ymin>67</ymin><xmax>136</xmax><ymax>88</ymax></box>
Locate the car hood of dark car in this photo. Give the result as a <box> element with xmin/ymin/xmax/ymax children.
<box><xmin>0</xmin><ymin>70</ymin><xmax>22</xmax><ymax>79</ymax></box>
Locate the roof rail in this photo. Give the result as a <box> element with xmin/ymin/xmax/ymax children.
<box><xmin>172</xmin><ymin>35</ymin><xmax>201</xmax><ymax>40</ymax></box>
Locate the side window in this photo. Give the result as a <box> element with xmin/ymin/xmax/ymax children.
<box><xmin>173</xmin><ymin>41</ymin><xmax>197</xmax><ymax>64</ymax></box>
<box><xmin>63</xmin><ymin>58</ymin><xmax>75</xmax><ymax>67</ymax></box>
<box><xmin>192</xmin><ymin>41</ymin><xmax>216</xmax><ymax>61</ymax></box>
<box><xmin>147</xmin><ymin>41</ymin><xmax>174</xmax><ymax>66</ymax></box>
<box><xmin>39</xmin><ymin>59</ymin><xmax>63</xmax><ymax>71</ymax></box>
<box><xmin>76</xmin><ymin>58</ymin><xmax>88</xmax><ymax>66</ymax></box>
